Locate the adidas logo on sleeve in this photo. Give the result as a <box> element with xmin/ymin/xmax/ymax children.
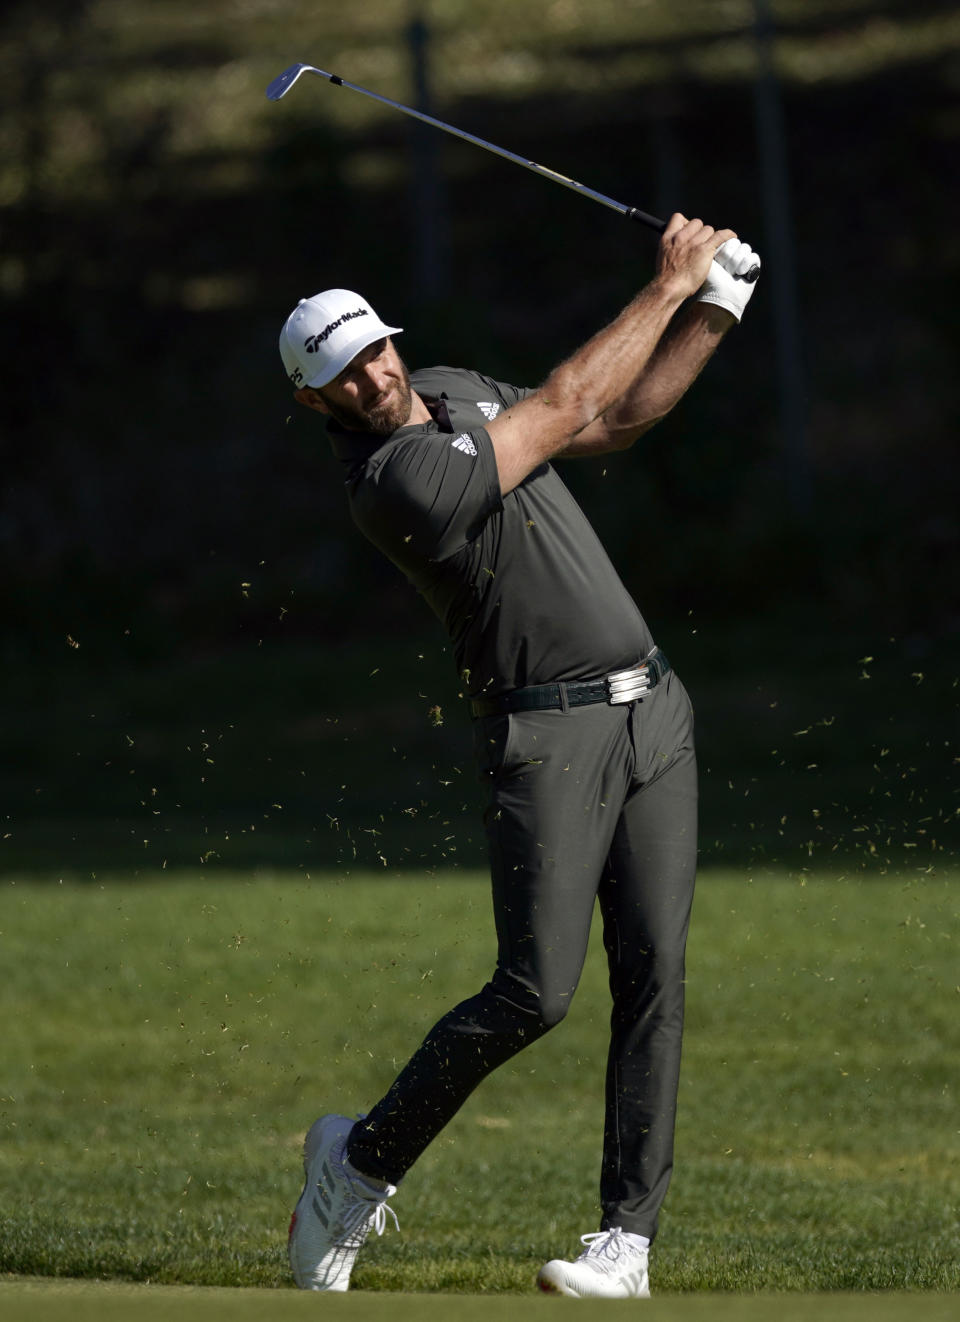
<box><xmin>451</xmin><ymin>434</ymin><xmax>478</xmax><ymax>456</ymax></box>
<box><xmin>477</xmin><ymin>401</ymin><xmax>500</xmax><ymax>420</ymax></box>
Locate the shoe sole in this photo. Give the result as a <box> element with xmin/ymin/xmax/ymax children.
<box><xmin>537</xmin><ymin>1263</ymin><xmax>651</xmax><ymax>1298</ymax></box>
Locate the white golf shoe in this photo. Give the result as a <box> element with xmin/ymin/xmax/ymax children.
<box><xmin>537</xmin><ymin>1227</ymin><xmax>651</xmax><ymax>1298</ymax></box>
<box><xmin>288</xmin><ymin>1113</ymin><xmax>398</xmax><ymax>1291</ymax></box>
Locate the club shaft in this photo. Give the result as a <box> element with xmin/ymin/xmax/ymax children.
<box><xmin>279</xmin><ymin>65</ymin><xmax>666</xmax><ymax>233</ymax></box>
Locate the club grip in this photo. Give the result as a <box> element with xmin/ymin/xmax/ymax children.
<box><xmin>626</xmin><ymin>207</ymin><xmax>667</xmax><ymax>232</ymax></box>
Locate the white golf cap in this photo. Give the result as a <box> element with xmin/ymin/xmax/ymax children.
<box><xmin>279</xmin><ymin>288</ymin><xmax>402</xmax><ymax>389</ymax></box>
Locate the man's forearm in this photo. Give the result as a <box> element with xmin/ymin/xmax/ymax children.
<box><xmin>539</xmin><ymin>275</ymin><xmax>689</xmax><ymax>434</ymax></box>
<box><xmin>562</xmin><ymin>302</ymin><xmax>734</xmax><ymax>455</ymax></box>
<box><xmin>485</xmin><ymin>216</ymin><xmax>735</xmax><ymax>494</ymax></box>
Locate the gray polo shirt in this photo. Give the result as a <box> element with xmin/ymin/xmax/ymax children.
<box><xmin>328</xmin><ymin>366</ymin><xmax>654</xmax><ymax>697</ymax></box>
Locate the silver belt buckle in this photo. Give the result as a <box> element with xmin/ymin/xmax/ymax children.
<box><xmin>605</xmin><ymin>662</ymin><xmax>651</xmax><ymax>705</ymax></box>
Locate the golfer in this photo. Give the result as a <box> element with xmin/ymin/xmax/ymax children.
<box><xmin>279</xmin><ymin>214</ymin><xmax>760</xmax><ymax>1296</ymax></box>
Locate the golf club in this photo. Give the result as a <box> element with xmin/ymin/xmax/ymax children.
<box><xmin>266</xmin><ymin>61</ymin><xmax>760</xmax><ymax>283</ymax></box>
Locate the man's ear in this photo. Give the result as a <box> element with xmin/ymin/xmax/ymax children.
<box><xmin>294</xmin><ymin>387</ymin><xmax>329</xmax><ymax>415</ymax></box>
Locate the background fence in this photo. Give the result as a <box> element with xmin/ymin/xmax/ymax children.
<box><xmin>2</xmin><ymin>0</ymin><xmax>957</xmax><ymax>878</ymax></box>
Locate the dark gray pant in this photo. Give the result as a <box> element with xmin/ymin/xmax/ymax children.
<box><xmin>347</xmin><ymin>671</ymin><xmax>697</xmax><ymax>1239</ymax></box>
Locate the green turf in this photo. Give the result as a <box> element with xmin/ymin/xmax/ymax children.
<box><xmin>1</xmin><ymin>870</ymin><xmax>957</xmax><ymax>1294</ymax></box>
<box><xmin>2</xmin><ymin>1281</ymin><xmax>960</xmax><ymax>1322</ymax></box>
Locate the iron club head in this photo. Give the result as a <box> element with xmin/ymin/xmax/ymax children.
<box><xmin>266</xmin><ymin>63</ymin><xmax>324</xmax><ymax>101</ymax></box>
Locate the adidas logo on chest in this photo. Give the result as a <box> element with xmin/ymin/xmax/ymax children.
<box><xmin>477</xmin><ymin>401</ymin><xmax>500</xmax><ymax>420</ymax></box>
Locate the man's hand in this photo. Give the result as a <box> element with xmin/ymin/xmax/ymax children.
<box><xmin>696</xmin><ymin>238</ymin><xmax>761</xmax><ymax>323</ymax></box>
<box><xmin>655</xmin><ymin>214</ymin><xmax>737</xmax><ymax>301</ymax></box>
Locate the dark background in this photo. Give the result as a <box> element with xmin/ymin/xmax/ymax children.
<box><xmin>2</xmin><ymin>0</ymin><xmax>957</xmax><ymax>879</ymax></box>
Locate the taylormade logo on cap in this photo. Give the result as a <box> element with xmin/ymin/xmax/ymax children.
<box><xmin>279</xmin><ymin>289</ymin><xmax>403</xmax><ymax>389</ymax></box>
<box><xmin>304</xmin><ymin>306</ymin><xmax>369</xmax><ymax>354</ymax></box>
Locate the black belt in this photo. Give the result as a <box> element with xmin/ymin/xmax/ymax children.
<box><xmin>470</xmin><ymin>649</ymin><xmax>671</xmax><ymax>719</ymax></box>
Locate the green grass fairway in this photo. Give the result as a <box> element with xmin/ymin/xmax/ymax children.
<box><xmin>3</xmin><ymin>1280</ymin><xmax>960</xmax><ymax>1322</ymax></box>
<box><xmin>1</xmin><ymin>870</ymin><xmax>957</xmax><ymax>1295</ymax></box>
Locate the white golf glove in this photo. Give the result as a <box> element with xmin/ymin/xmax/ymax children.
<box><xmin>696</xmin><ymin>238</ymin><xmax>761</xmax><ymax>323</ymax></box>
